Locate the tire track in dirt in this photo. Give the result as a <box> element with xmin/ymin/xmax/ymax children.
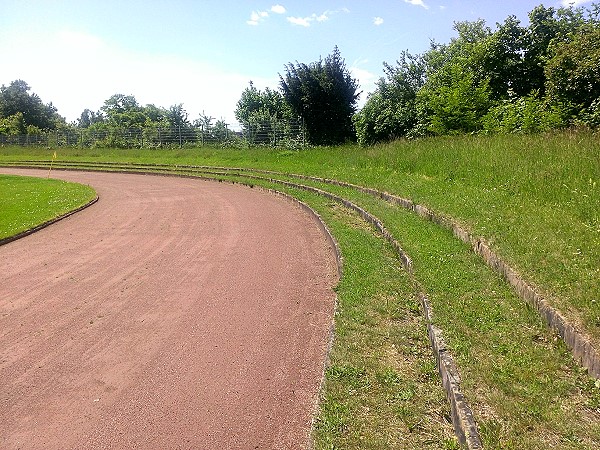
<box><xmin>0</xmin><ymin>168</ymin><xmax>338</xmax><ymax>449</ymax></box>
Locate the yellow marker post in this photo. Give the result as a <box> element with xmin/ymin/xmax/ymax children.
<box><xmin>47</xmin><ymin>151</ymin><xmax>57</xmax><ymax>178</ymax></box>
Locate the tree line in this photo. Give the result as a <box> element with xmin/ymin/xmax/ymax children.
<box><xmin>0</xmin><ymin>83</ymin><xmax>230</xmax><ymax>147</ymax></box>
<box><xmin>237</xmin><ymin>3</ymin><xmax>600</xmax><ymax>146</ymax></box>
<box><xmin>2</xmin><ymin>3</ymin><xmax>599</xmax><ymax>147</ymax></box>
<box><xmin>354</xmin><ymin>3</ymin><xmax>600</xmax><ymax>144</ymax></box>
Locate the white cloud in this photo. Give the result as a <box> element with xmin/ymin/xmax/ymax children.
<box><xmin>271</xmin><ymin>4</ymin><xmax>286</xmax><ymax>14</ymax></box>
<box><xmin>287</xmin><ymin>16</ymin><xmax>312</xmax><ymax>27</ymax></box>
<box><xmin>286</xmin><ymin>9</ymin><xmax>348</xmax><ymax>27</ymax></box>
<box><xmin>0</xmin><ymin>29</ymin><xmax>274</xmax><ymax>128</ymax></box>
<box><xmin>247</xmin><ymin>6</ymin><xmax>285</xmax><ymax>25</ymax></box>
<box><xmin>560</xmin><ymin>0</ymin><xmax>591</xmax><ymax>6</ymax></box>
<box><xmin>404</xmin><ymin>0</ymin><xmax>429</xmax><ymax>9</ymax></box>
<box><xmin>247</xmin><ymin>10</ymin><xmax>269</xmax><ymax>26</ymax></box>
<box><xmin>374</xmin><ymin>17</ymin><xmax>384</xmax><ymax>26</ymax></box>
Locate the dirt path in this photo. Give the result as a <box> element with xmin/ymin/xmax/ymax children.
<box><xmin>0</xmin><ymin>168</ymin><xmax>338</xmax><ymax>449</ymax></box>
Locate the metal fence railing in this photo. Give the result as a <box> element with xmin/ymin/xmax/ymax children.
<box><xmin>0</xmin><ymin>120</ymin><xmax>307</xmax><ymax>149</ymax></box>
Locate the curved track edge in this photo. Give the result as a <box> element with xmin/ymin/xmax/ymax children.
<box><xmin>0</xmin><ymin>192</ymin><xmax>99</xmax><ymax>247</ymax></box>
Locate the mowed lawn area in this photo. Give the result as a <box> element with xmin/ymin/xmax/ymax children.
<box><xmin>1</xmin><ymin>130</ymin><xmax>599</xmax><ymax>448</ymax></box>
<box><xmin>0</xmin><ymin>174</ymin><xmax>96</xmax><ymax>240</ymax></box>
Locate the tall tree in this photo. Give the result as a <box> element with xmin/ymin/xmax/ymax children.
<box><xmin>546</xmin><ymin>27</ymin><xmax>600</xmax><ymax>111</ymax></box>
<box><xmin>280</xmin><ymin>46</ymin><xmax>360</xmax><ymax>145</ymax></box>
<box><xmin>521</xmin><ymin>4</ymin><xmax>591</xmax><ymax>96</ymax></box>
<box><xmin>0</xmin><ymin>111</ymin><xmax>27</xmax><ymax>135</ymax></box>
<box><xmin>143</xmin><ymin>104</ymin><xmax>167</xmax><ymax>125</ymax></box>
<box><xmin>235</xmin><ymin>82</ymin><xmax>291</xmax><ymax>125</ymax></box>
<box><xmin>166</xmin><ymin>104</ymin><xmax>191</xmax><ymax>129</ymax></box>
<box><xmin>77</xmin><ymin>109</ymin><xmax>104</xmax><ymax>128</ymax></box>
<box><xmin>0</xmin><ymin>80</ymin><xmax>63</xmax><ymax>130</ymax></box>
<box><xmin>354</xmin><ymin>51</ymin><xmax>425</xmax><ymax>145</ymax></box>
<box><xmin>101</xmin><ymin>94</ymin><xmax>146</xmax><ymax>128</ymax></box>
<box><xmin>480</xmin><ymin>15</ymin><xmax>529</xmax><ymax>99</ymax></box>
<box><xmin>235</xmin><ymin>81</ymin><xmax>293</xmax><ymax>143</ymax></box>
<box><xmin>416</xmin><ymin>20</ymin><xmax>494</xmax><ymax>135</ymax></box>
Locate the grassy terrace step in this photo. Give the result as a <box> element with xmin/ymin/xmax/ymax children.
<box><xmin>287</xmin><ymin>190</ymin><xmax>457</xmax><ymax>449</ymax></box>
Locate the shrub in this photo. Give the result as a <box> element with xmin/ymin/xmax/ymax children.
<box><xmin>482</xmin><ymin>94</ymin><xmax>568</xmax><ymax>133</ymax></box>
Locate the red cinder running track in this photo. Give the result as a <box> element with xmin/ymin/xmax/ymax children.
<box><xmin>0</xmin><ymin>168</ymin><xmax>338</xmax><ymax>449</ymax></box>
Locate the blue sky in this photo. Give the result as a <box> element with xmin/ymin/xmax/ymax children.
<box><xmin>0</xmin><ymin>0</ymin><xmax>593</xmax><ymax>128</ymax></box>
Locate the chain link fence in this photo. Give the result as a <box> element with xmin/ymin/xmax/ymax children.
<box><xmin>0</xmin><ymin>119</ymin><xmax>307</xmax><ymax>149</ymax></box>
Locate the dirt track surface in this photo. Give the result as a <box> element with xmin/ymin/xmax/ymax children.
<box><xmin>0</xmin><ymin>168</ymin><xmax>338</xmax><ymax>449</ymax></box>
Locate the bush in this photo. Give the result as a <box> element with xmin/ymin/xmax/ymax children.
<box><xmin>482</xmin><ymin>94</ymin><xmax>568</xmax><ymax>133</ymax></box>
<box><xmin>418</xmin><ymin>65</ymin><xmax>493</xmax><ymax>135</ymax></box>
<box><xmin>577</xmin><ymin>98</ymin><xmax>600</xmax><ymax>129</ymax></box>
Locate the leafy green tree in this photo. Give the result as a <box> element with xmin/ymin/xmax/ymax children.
<box><xmin>101</xmin><ymin>94</ymin><xmax>146</xmax><ymax>128</ymax></box>
<box><xmin>0</xmin><ymin>80</ymin><xmax>63</xmax><ymax>130</ymax></box>
<box><xmin>578</xmin><ymin>98</ymin><xmax>600</xmax><ymax>128</ymax></box>
<box><xmin>142</xmin><ymin>104</ymin><xmax>167</xmax><ymax>125</ymax></box>
<box><xmin>479</xmin><ymin>15</ymin><xmax>529</xmax><ymax>99</ymax></box>
<box><xmin>415</xmin><ymin>21</ymin><xmax>494</xmax><ymax>135</ymax></box>
<box><xmin>519</xmin><ymin>4</ymin><xmax>595</xmax><ymax>96</ymax></box>
<box><xmin>211</xmin><ymin>119</ymin><xmax>230</xmax><ymax>142</ymax></box>
<box><xmin>280</xmin><ymin>46</ymin><xmax>360</xmax><ymax>145</ymax></box>
<box><xmin>482</xmin><ymin>93</ymin><xmax>567</xmax><ymax>133</ymax></box>
<box><xmin>235</xmin><ymin>82</ymin><xmax>291</xmax><ymax>124</ymax></box>
<box><xmin>354</xmin><ymin>51</ymin><xmax>425</xmax><ymax>145</ymax></box>
<box><xmin>418</xmin><ymin>64</ymin><xmax>492</xmax><ymax>135</ymax></box>
<box><xmin>235</xmin><ymin>82</ymin><xmax>294</xmax><ymax>144</ymax></box>
<box><xmin>193</xmin><ymin>112</ymin><xmax>215</xmax><ymax>131</ymax></box>
<box><xmin>166</xmin><ymin>104</ymin><xmax>191</xmax><ymax>129</ymax></box>
<box><xmin>545</xmin><ymin>27</ymin><xmax>600</xmax><ymax>111</ymax></box>
<box><xmin>158</xmin><ymin>104</ymin><xmax>195</xmax><ymax>144</ymax></box>
<box><xmin>0</xmin><ymin>112</ymin><xmax>27</xmax><ymax>135</ymax></box>
<box><xmin>77</xmin><ymin>109</ymin><xmax>104</xmax><ymax>128</ymax></box>
<box><xmin>193</xmin><ymin>113</ymin><xmax>229</xmax><ymax>142</ymax></box>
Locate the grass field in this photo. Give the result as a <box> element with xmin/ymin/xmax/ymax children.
<box><xmin>0</xmin><ymin>174</ymin><xmax>96</xmax><ymax>240</ymax></box>
<box><xmin>1</xmin><ymin>130</ymin><xmax>598</xmax><ymax>448</ymax></box>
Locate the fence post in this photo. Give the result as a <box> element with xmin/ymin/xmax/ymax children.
<box><xmin>302</xmin><ymin>117</ymin><xmax>306</xmax><ymax>147</ymax></box>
